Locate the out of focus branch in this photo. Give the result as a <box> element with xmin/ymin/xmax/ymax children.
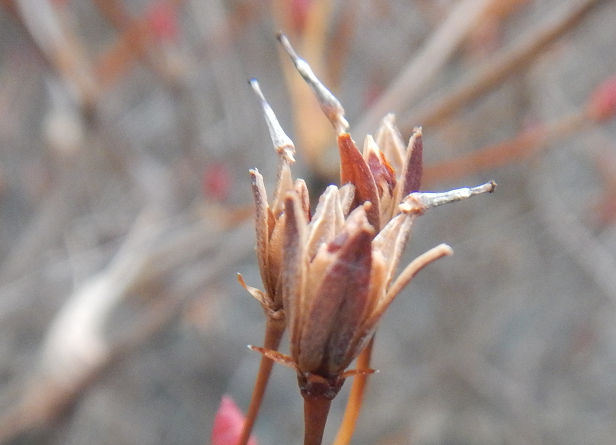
<box><xmin>400</xmin><ymin>0</ymin><xmax>606</xmax><ymax>133</ymax></box>
<box><xmin>0</xmin><ymin>210</ymin><xmax>253</xmax><ymax>443</ymax></box>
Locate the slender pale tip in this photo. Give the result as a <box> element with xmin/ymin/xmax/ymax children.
<box><xmin>276</xmin><ymin>33</ymin><xmax>349</xmax><ymax>135</ymax></box>
<box><xmin>399</xmin><ymin>181</ymin><xmax>496</xmax><ymax>214</ymax></box>
<box><xmin>277</xmin><ymin>33</ymin><xmax>299</xmax><ymax>62</ymax></box>
<box><xmin>249</xmin><ymin>78</ymin><xmax>296</xmax><ymax>163</ymax></box>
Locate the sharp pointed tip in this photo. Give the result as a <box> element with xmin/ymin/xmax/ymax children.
<box><xmin>277</xmin><ymin>33</ymin><xmax>298</xmax><ymax>61</ymax></box>
<box><xmin>249</xmin><ymin>79</ymin><xmax>263</xmax><ymax>97</ymax></box>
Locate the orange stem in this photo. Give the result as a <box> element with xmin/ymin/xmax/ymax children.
<box><xmin>332</xmin><ymin>337</ymin><xmax>374</xmax><ymax>445</ymax></box>
<box><xmin>238</xmin><ymin>318</ymin><xmax>285</xmax><ymax>445</ymax></box>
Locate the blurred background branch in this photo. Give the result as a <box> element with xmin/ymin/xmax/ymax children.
<box><xmin>0</xmin><ymin>1</ymin><xmax>615</xmax><ymax>444</ymax></box>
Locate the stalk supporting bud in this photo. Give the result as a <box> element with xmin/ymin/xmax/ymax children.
<box><xmin>277</xmin><ymin>33</ymin><xmax>349</xmax><ymax>135</ymax></box>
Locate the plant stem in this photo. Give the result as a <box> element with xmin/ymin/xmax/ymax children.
<box><xmin>238</xmin><ymin>318</ymin><xmax>285</xmax><ymax>445</ymax></box>
<box><xmin>332</xmin><ymin>337</ymin><xmax>374</xmax><ymax>445</ymax></box>
<box><xmin>303</xmin><ymin>393</ymin><xmax>333</xmax><ymax>445</ymax></box>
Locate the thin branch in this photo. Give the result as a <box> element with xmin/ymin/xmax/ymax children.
<box><xmin>0</xmin><ymin>215</ymin><xmax>253</xmax><ymax>443</ymax></box>
<box><xmin>400</xmin><ymin>0</ymin><xmax>606</xmax><ymax>133</ymax></box>
<box><xmin>332</xmin><ymin>337</ymin><xmax>374</xmax><ymax>445</ymax></box>
<box><xmin>238</xmin><ymin>319</ymin><xmax>285</xmax><ymax>445</ymax></box>
<box><xmin>423</xmin><ymin>111</ymin><xmax>587</xmax><ymax>186</ymax></box>
<box><xmin>353</xmin><ymin>0</ymin><xmax>498</xmax><ymax>139</ymax></box>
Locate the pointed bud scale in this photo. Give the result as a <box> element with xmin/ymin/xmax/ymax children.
<box><xmin>281</xmin><ymin>192</ymin><xmax>308</xmax><ymax>361</ymax></box>
<box><xmin>298</xmin><ymin>206</ymin><xmax>374</xmax><ymax>378</ymax></box>
<box><xmin>374</xmin><ymin>113</ymin><xmax>406</xmax><ymax>174</ymax></box>
<box><xmin>305</xmin><ymin>185</ymin><xmax>346</xmax><ymax>260</ymax></box>
<box><xmin>363</xmin><ymin>135</ymin><xmax>397</xmax><ymax>198</ymax></box>
<box><xmin>249</xmin><ymin>169</ymin><xmax>275</xmax><ymax>299</ymax></box>
<box><xmin>242</xmin><ymin>80</ymin><xmax>306</xmax><ymax>321</ymax></box>
<box><xmin>401</xmin><ymin>127</ymin><xmax>423</xmax><ymax>195</ymax></box>
<box><xmin>338</xmin><ymin>133</ymin><xmax>381</xmax><ymax>231</ymax></box>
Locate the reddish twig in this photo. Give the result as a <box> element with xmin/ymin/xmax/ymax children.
<box><xmin>237</xmin><ymin>319</ymin><xmax>285</xmax><ymax>445</ymax></box>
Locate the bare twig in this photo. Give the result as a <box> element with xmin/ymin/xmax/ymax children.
<box><xmin>14</xmin><ymin>0</ymin><xmax>98</xmax><ymax>108</ymax></box>
<box><xmin>400</xmin><ymin>0</ymin><xmax>606</xmax><ymax>133</ymax></box>
<box><xmin>353</xmin><ymin>0</ymin><xmax>498</xmax><ymax>139</ymax></box>
<box><xmin>0</xmin><ymin>212</ymin><xmax>253</xmax><ymax>443</ymax></box>
<box><xmin>531</xmin><ymin>160</ymin><xmax>616</xmax><ymax>306</ymax></box>
<box><xmin>423</xmin><ymin>111</ymin><xmax>587</xmax><ymax>186</ymax></box>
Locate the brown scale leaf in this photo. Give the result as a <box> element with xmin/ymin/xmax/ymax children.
<box><xmin>282</xmin><ymin>192</ymin><xmax>308</xmax><ymax>361</ymax></box>
<box><xmin>401</xmin><ymin>127</ymin><xmax>424</xmax><ymax>196</ymax></box>
<box><xmin>305</xmin><ymin>186</ymin><xmax>345</xmax><ymax>261</ymax></box>
<box><xmin>338</xmin><ymin>133</ymin><xmax>381</xmax><ymax>231</ymax></box>
<box><xmin>249</xmin><ymin>169</ymin><xmax>273</xmax><ymax>297</ymax></box>
<box><xmin>374</xmin><ymin>114</ymin><xmax>406</xmax><ymax>174</ymax></box>
<box><xmin>298</xmin><ymin>207</ymin><xmax>375</xmax><ymax>377</ymax></box>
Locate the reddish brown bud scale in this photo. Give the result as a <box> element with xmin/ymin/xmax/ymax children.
<box><xmin>249</xmin><ymin>170</ymin><xmax>274</xmax><ymax>299</ymax></box>
<box><xmin>281</xmin><ymin>193</ymin><xmax>308</xmax><ymax>361</ymax></box>
<box><xmin>366</xmin><ymin>149</ymin><xmax>397</xmax><ymax>197</ymax></box>
<box><xmin>402</xmin><ymin>128</ymin><xmax>424</xmax><ymax>195</ymax></box>
<box><xmin>337</xmin><ymin>133</ymin><xmax>381</xmax><ymax>230</ymax></box>
<box><xmin>298</xmin><ymin>209</ymin><xmax>375</xmax><ymax>378</ymax></box>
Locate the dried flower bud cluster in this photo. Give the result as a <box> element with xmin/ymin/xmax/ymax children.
<box><xmin>241</xmin><ymin>36</ymin><xmax>495</xmax><ymax>405</ymax></box>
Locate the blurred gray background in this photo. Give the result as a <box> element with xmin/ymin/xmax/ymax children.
<box><xmin>0</xmin><ymin>0</ymin><xmax>616</xmax><ymax>444</ymax></box>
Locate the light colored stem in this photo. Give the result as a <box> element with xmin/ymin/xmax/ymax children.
<box><xmin>400</xmin><ymin>0</ymin><xmax>604</xmax><ymax>132</ymax></box>
<box><xmin>353</xmin><ymin>0</ymin><xmax>497</xmax><ymax>139</ymax></box>
<box><xmin>332</xmin><ymin>337</ymin><xmax>374</xmax><ymax>445</ymax></box>
<box><xmin>238</xmin><ymin>319</ymin><xmax>285</xmax><ymax>445</ymax></box>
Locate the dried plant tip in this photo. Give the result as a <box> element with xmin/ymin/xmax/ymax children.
<box><xmin>249</xmin><ymin>78</ymin><xmax>295</xmax><ymax>163</ymax></box>
<box><xmin>249</xmin><ymin>346</ymin><xmax>301</xmax><ymax>373</ymax></box>
<box><xmin>340</xmin><ymin>368</ymin><xmax>378</xmax><ymax>378</ymax></box>
<box><xmin>277</xmin><ymin>33</ymin><xmax>349</xmax><ymax>135</ymax></box>
<box><xmin>402</xmin><ymin>127</ymin><xmax>423</xmax><ymax>195</ymax></box>
<box><xmin>400</xmin><ymin>181</ymin><xmax>496</xmax><ymax>214</ymax></box>
<box><xmin>338</xmin><ymin>133</ymin><xmax>381</xmax><ymax>230</ymax></box>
